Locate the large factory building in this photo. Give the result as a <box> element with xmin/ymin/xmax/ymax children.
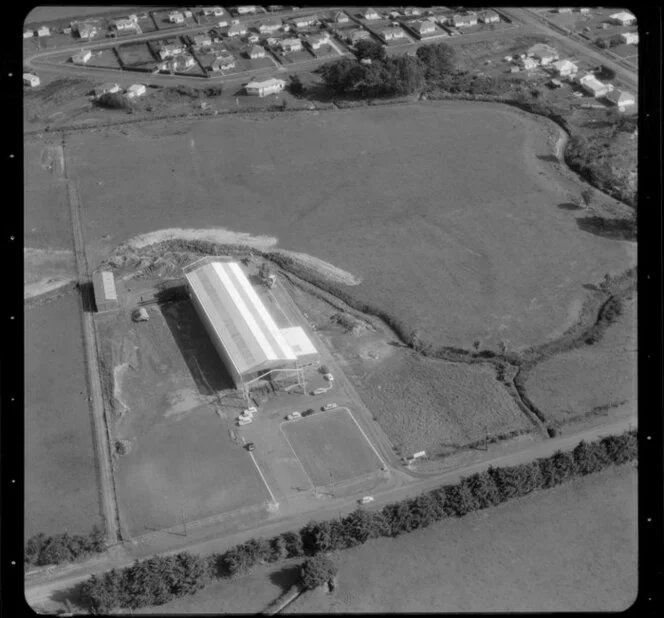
<box><xmin>184</xmin><ymin>258</ymin><xmax>314</xmax><ymax>397</ymax></box>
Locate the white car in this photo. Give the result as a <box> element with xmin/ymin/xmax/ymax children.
<box><xmin>323</xmin><ymin>373</ymin><xmax>334</xmax><ymax>381</ymax></box>
<box><xmin>286</xmin><ymin>411</ymin><xmax>302</xmax><ymax>421</ymax></box>
<box><xmin>322</xmin><ymin>402</ymin><xmax>337</xmax><ymax>411</ymax></box>
<box><xmin>358</xmin><ymin>496</ymin><xmax>374</xmax><ymax>505</ymax></box>
<box><xmin>237</xmin><ymin>417</ymin><xmax>253</xmax><ymax>426</ymax></box>
<box><xmin>312</xmin><ymin>387</ymin><xmax>328</xmax><ymax>395</ymax></box>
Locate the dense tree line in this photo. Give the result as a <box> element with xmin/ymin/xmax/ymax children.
<box><xmin>79</xmin><ymin>431</ymin><xmax>636</xmax><ymax>613</ymax></box>
<box><xmin>25</xmin><ymin>525</ymin><xmax>106</xmax><ymax>568</ymax></box>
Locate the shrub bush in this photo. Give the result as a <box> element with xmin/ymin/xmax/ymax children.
<box><xmin>25</xmin><ymin>525</ymin><xmax>106</xmax><ymax>567</ymax></box>
<box><xmin>299</xmin><ymin>555</ymin><xmax>338</xmax><ymax>591</ymax></box>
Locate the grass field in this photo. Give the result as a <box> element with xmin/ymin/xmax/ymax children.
<box><xmin>358</xmin><ymin>351</ymin><xmax>533</xmax><ymax>456</ymax></box>
<box><xmin>525</xmin><ymin>294</ymin><xmax>637</xmax><ymax>427</ymax></box>
<box><xmin>66</xmin><ymin>102</ymin><xmax>635</xmax><ymax>352</ymax></box>
<box><xmin>281</xmin><ymin>409</ymin><xmax>383</xmax><ymax>487</ymax></box>
<box><xmin>98</xmin><ymin>298</ymin><xmax>269</xmax><ymax>535</ymax></box>
<box><xmin>286</xmin><ymin>464</ymin><xmax>638</xmax><ymax>613</ymax></box>
<box><xmin>24</xmin><ymin>294</ymin><xmax>101</xmax><ymax>541</ymax></box>
<box><xmin>116</xmin><ymin>42</ymin><xmax>156</xmax><ymax>69</ymax></box>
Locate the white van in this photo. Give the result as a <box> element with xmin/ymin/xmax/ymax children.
<box><xmin>237</xmin><ymin>417</ymin><xmax>253</xmax><ymax>426</ymax></box>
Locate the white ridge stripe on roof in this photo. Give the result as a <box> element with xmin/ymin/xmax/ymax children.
<box><xmin>213</xmin><ymin>262</ymin><xmax>279</xmax><ymax>360</ymax></box>
<box><xmin>228</xmin><ymin>262</ymin><xmax>296</xmax><ymax>360</ymax></box>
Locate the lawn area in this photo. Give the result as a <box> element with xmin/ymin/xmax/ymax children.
<box><xmin>285</xmin><ymin>464</ymin><xmax>637</xmax><ymax>613</ymax></box>
<box><xmin>87</xmin><ymin>48</ymin><xmax>123</xmax><ymax>70</ymax></box>
<box><xmin>98</xmin><ymin>298</ymin><xmax>270</xmax><ymax>536</ymax></box>
<box><xmin>525</xmin><ymin>293</ymin><xmax>637</xmax><ymax>427</ymax></box>
<box><xmin>67</xmin><ymin>102</ymin><xmax>635</xmax><ymax>352</ymax></box>
<box><xmin>116</xmin><ymin>42</ymin><xmax>157</xmax><ymax>69</ymax></box>
<box><xmin>358</xmin><ymin>351</ymin><xmax>532</xmax><ymax>456</ymax></box>
<box><xmin>24</xmin><ymin>294</ymin><xmax>101</xmax><ymax>541</ymax></box>
<box><xmin>281</xmin><ymin>408</ymin><xmax>383</xmax><ymax>487</ymax></box>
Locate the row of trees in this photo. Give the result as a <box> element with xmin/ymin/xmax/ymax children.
<box><xmin>25</xmin><ymin>525</ymin><xmax>106</xmax><ymax>568</ymax></box>
<box><xmin>79</xmin><ymin>431</ymin><xmax>636</xmax><ymax>613</ymax></box>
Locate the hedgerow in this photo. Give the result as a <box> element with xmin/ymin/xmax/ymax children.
<box><xmin>78</xmin><ymin>430</ymin><xmax>636</xmax><ymax>613</ymax></box>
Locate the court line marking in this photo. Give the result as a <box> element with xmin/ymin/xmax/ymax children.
<box><xmin>241</xmin><ymin>434</ymin><xmax>279</xmax><ymax>506</ymax></box>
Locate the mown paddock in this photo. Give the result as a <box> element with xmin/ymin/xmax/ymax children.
<box><xmin>525</xmin><ymin>294</ymin><xmax>637</xmax><ymax>427</ymax></box>
<box><xmin>97</xmin><ymin>295</ymin><xmax>270</xmax><ymax>536</ymax></box>
<box><xmin>68</xmin><ymin>102</ymin><xmax>635</xmax><ymax>351</ymax></box>
<box><xmin>24</xmin><ymin>294</ymin><xmax>102</xmax><ymax>541</ymax></box>
<box><xmin>280</xmin><ymin>408</ymin><xmax>383</xmax><ymax>487</ymax></box>
<box><xmin>360</xmin><ymin>352</ymin><xmax>533</xmax><ymax>457</ymax></box>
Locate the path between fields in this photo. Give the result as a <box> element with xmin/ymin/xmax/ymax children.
<box><xmin>25</xmin><ymin>415</ymin><xmax>636</xmax><ymax>608</ymax></box>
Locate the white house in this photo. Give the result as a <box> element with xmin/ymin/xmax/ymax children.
<box><xmin>620</xmin><ymin>32</ymin><xmax>638</xmax><ymax>45</ymax></box>
<box><xmin>292</xmin><ymin>15</ymin><xmax>317</xmax><ymax>28</ymax></box>
<box><xmin>347</xmin><ymin>29</ymin><xmax>371</xmax><ymax>44</ymax></box>
<box><xmin>72</xmin><ymin>49</ymin><xmax>92</xmax><ymax>65</ymax></box>
<box><xmin>193</xmin><ymin>33</ymin><xmax>212</xmax><ymax>48</ymax></box>
<box><xmin>528</xmin><ymin>43</ymin><xmax>559</xmax><ymax>65</ymax></box>
<box><xmin>126</xmin><ymin>83</ymin><xmax>146</xmax><ymax>98</ymax></box>
<box><xmin>579</xmin><ymin>8</ymin><xmax>590</xmax><ymax>13</ymax></box>
<box><xmin>248</xmin><ymin>44</ymin><xmax>265</xmax><ymax>58</ymax></box>
<box><xmin>245</xmin><ymin>77</ymin><xmax>285</xmax><ymax>97</ymax></box>
<box><xmin>218</xmin><ymin>19</ymin><xmax>229</xmax><ymax>28</ymax></box>
<box><xmin>604</xmin><ymin>89</ymin><xmax>635</xmax><ymax>111</ymax></box>
<box><xmin>521</xmin><ymin>57</ymin><xmax>539</xmax><ymax>70</ymax></box>
<box><xmin>113</xmin><ymin>17</ymin><xmax>137</xmax><ymax>31</ymax></box>
<box><xmin>305</xmin><ymin>32</ymin><xmax>330</xmax><ymax>49</ymax></box>
<box><xmin>361</xmin><ymin>8</ymin><xmax>380</xmax><ymax>20</ymax></box>
<box><xmin>280</xmin><ymin>37</ymin><xmax>302</xmax><ymax>52</ymax></box>
<box><xmin>403</xmin><ymin>7</ymin><xmax>421</xmax><ymax>16</ymax></box>
<box><xmin>333</xmin><ymin>11</ymin><xmax>349</xmax><ymax>23</ymax></box>
<box><xmin>94</xmin><ymin>82</ymin><xmax>120</xmax><ymax>97</ymax></box>
<box><xmin>478</xmin><ymin>10</ymin><xmax>500</xmax><ymax>24</ymax></box>
<box><xmin>77</xmin><ymin>22</ymin><xmax>98</xmax><ymax>39</ymax></box>
<box><xmin>159</xmin><ymin>43</ymin><xmax>184</xmax><ymax>59</ymax></box>
<box><xmin>24</xmin><ymin>29</ymin><xmax>34</xmax><ymax>38</ymax></box>
<box><xmin>550</xmin><ymin>58</ymin><xmax>578</xmax><ymax>77</ymax></box>
<box><xmin>168</xmin><ymin>11</ymin><xmax>185</xmax><ymax>24</ymax></box>
<box><xmin>257</xmin><ymin>18</ymin><xmax>282</xmax><ymax>32</ymax></box>
<box><xmin>227</xmin><ymin>23</ymin><xmax>247</xmax><ymax>37</ymax></box>
<box><xmin>382</xmin><ymin>26</ymin><xmax>407</xmax><ymax>41</ymax></box>
<box><xmin>37</xmin><ymin>26</ymin><xmax>51</xmax><ymax>37</ymax></box>
<box><xmin>212</xmin><ymin>53</ymin><xmax>236</xmax><ymax>71</ymax></box>
<box><xmin>23</xmin><ymin>73</ymin><xmax>40</xmax><ymax>87</ymax></box>
<box><xmin>609</xmin><ymin>11</ymin><xmax>635</xmax><ymax>26</ymax></box>
<box><xmin>161</xmin><ymin>54</ymin><xmax>195</xmax><ymax>72</ymax></box>
<box><xmin>579</xmin><ymin>74</ymin><xmax>610</xmax><ymax>97</ymax></box>
<box><xmin>453</xmin><ymin>13</ymin><xmax>478</xmax><ymax>28</ymax></box>
<box><xmin>556</xmin><ymin>7</ymin><xmax>572</xmax><ymax>13</ymax></box>
<box><xmin>237</xmin><ymin>6</ymin><xmax>257</xmax><ymax>15</ymax></box>
<box><xmin>409</xmin><ymin>19</ymin><xmax>436</xmax><ymax>37</ymax></box>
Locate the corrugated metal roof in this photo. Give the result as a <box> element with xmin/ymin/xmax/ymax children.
<box><xmin>280</xmin><ymin>326</ymin><xmax>317</xmax><ymax>357</ymax></box>
<box><xmin>93</xmin><ymin>271</ymin><xmax>117</xmax><ymax>301</ymax></box>
<box><xmin>185</xmin><ymin>261</ymin><xmax>296</xmax><ymax>376</ymax></box>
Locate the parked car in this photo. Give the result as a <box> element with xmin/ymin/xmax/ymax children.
<box><xmin>286</xmin><ymin>411</ymin><xmax>302</xmax><ymax>420</ymax></box>
<box><xmin>302</xmin><ymin>408</ymin><xmax>315</xmax><ymax>417</ymax></box>
<box><xmin>321</xmin><ymin>403</ymin><xmax>337</xmax><ymax>411</ymax></box>
<box><xmin>323</xmin><ymin>373</ymin><xmax>334</xmax><ymax>381</ymax></box>
<box><xmin>245</xmin><ymin>442</ymin><xmax>255</xmax><ymax>452</ymax></box>
<box><xmin>311</xmin><ymin>387</ymin><xmax>328</xmax><ymax>395</ymax></box>
<box><xmin>358</xmin><ymin>496</ymin><xmax>374</xmax><ymax>504</ymax></box>
<box><xmin>237</xmin><ymin>417</ymin><xmax>253</xmax><ymax>426</ymax></box>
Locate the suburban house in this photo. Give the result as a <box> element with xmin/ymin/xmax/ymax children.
<box><xmin>604</xmin><ymin>89</ymin><xmax>635</xmax><ymax>111</ymax></box>
<box><xmin>94</xmin><ymin>83</ymin><xmax>120</xmax><ymax>98</ymax></box>
<box><xmin>72</xmin><ymin>49</ymin><xmax>92</xmax><ymax>65</ymax></box>
<box><xmin>346</xmin><ymin>28</ymin><xmax>371</xmax><ymax>44</ymax></box>
<box><xmin>248</xmin><ymin>44</ymin><xmax>266</xmax><ymax>58</ymax></box>
<box><xmin>161</xmin><ymin>54</ymin><xmax>195</xmax><ymax>72</ymax></box>
<box><xmin>556</xmin><ymin>7</ymin><xmax>572</xmax><ymax>13</ymax></box>
<box><xmin>609</xmin><ymin>11</ymin><xmax>636</xmax><ymax>26</ymax></box>
<box><xmin>381</xmin><ymin>26</ymin><xmax>407</xmax><ymax>41</ymax></box>
<box><xmin>37</xmin><ymin>26</ymin><xmax>51</xmax><ymax>37</ymax></box>
<box><xmin>237</xmin><ymin>6</ymin><xmax>258</xmax><ymax>15</ymax></box>
<box><xmin>159</xmin><ymin>42</ymin><xmax>185</xmax><ymax>59</ymax></box>
<box><xmin>409</xmin><ymin>19</ymin><xmax>436</xmax><ymax>37</ymax></box>
<box><xmin>23</xmin><ymin>73</ymin><xmax>40</xmax><ymax>87</ymax></box>
<box><xmin>126</xmin><ymin>83</ymin><xmax>146</xmax><ymax>98</ymax></box>
<box><xmin>403</xmin><ymin>7</ymin><xmax>422</xmax><ymax>16</ymax></box>
<box><xmin>248</xmin><ymin>33</ymin><xmax>260</xmax><ymax>43</ymax></box>
<box><xmin>113</xmin><ymin>17</ymin><xmax>137</xmax><ymax>31</ymax></box>
<box><xmin>453</xmin><ymin>13</ymin><xmax>478</xmax><ymax>28</ymax></box>
<box><xmin>203</xmin><ymin>6</ymin><xmax>224</xmax><ymax>16</ymax></box>
<box><xmin>521</xmin><ymin>57</ymin><xmax>539</xmax><ymax>70</ymax></box>
<box><xmin>193</xmin><ymin>33</ymin><xmax>212</xmax><ymax>48</ymax></box>
<box><xmin>361</xmin><ymin>8</ymin><xmax>381</xmax><ymax>20</ymax></box>
<box><xmin>579</xmin><ymin>8</ymin><xmax>590</xmax><ymax>13</ymax></box>
<box><xmin>218</xmin><ymin>19</ymin><xmax>229</xmax><ymax>28</ymax></box>
<box><xmin>478</xmin><ymin>10</ymin><xmax>500</xmax><ymax>24</ymax></box>
<box><xmin>212</xmin><ymin>53</ymin><xmax>235</xmax><ymax>71</ymax></box>
<box><xmin>279</xmin><ymin>37</ymin><xmax>302</xmax><ymax>52</ymax></box>
<box><xmin>292</xmin><ymin>15</ymin><xmax>318</xmax><ymax>28</ymax></box>
<box><xmin>245</xmin><ymin>77</ymin><xmax>285</xmax><ymax>97</ymax></box>
<box><xmin>227</xmin><ymin>23</ymin><xmax>247</xmax><ymax>36</ymax></box>
<box><xmin>257</xmin><ymin>18</ymin><xmax>282</xmax><ymax>32</ymax></box>
<box><xmin>528</xmin><ymin>43</ymin><xmax>559</xmax><ymax>65</ymax></box>
<box><xmin>76</xmin><ymin>22</ymin><xmax>98</xmax><ymax>39</ymax></box>
<box><xmin>620</xmin><ymin>32</ymin><xmax>638</xmax><ymax>45</ymax></box>
<box><xmin>24</xmin><ymin>29</ymin><xmax>33</xmax><ymax>38</ymax></box>
<box><xmin>550</xmin><ymin>58</ymin><xmax>578</xmax><ymax>77</ymax></box>
<box><xmin>579</xmin><ymin>74</ymin><xmax>610</xmax><ymax>97</ymax></box>
<box><xmin>305</xmin><ymin>32</ymin><xmax>330</xmax><ymax>50</ymax></box>
<box><xmin>333</xmin><ymin>11</ymin><xmax>349</xmax><ymax>24</ymax></box>
<box><xmin>168</xmin><ymin>11</ymin><xmax>185</xmax><ymax>24</ymax></box>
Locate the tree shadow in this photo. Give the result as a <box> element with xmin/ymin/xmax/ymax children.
<box><xmin>159</xmin><ymin>298</ymin><xmax>235</xmax><ymax>395</ymax></box>
<box><xmin>582</xmin><ymin>283</ymin><xmax>600</xmax><ymax>292</ymax></box>
<box><xmin>269</xmin><ymin>565</ymin><xmax>301</xmax><ymax>593</ymax></box>
<box><xmin>47</xmin><ymin>580</ymin><xmax>88</xmax><ymax>614</ymax></box>
<box><xmin>558</xmin><ymin>202</ymin><xmax>582</xmax><ymax>210</ymax></box>
<box><xmin>576</xmin><ymin>216</ymin><xmax>637</xmax><ymax>241</ymax></box>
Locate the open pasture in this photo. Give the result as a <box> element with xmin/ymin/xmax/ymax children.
<box><xmin>525</xmin><ymin>294</ymin><xmax>637</xmax><ymax>427</ymax></box>
<box><xmin>24</xmin><ymin>294</ymin><xmax>101</xmax><ymax>540</ymax></box>
<box><xmin>281</xmin><ymin>408</ymin><xmax>383</xmax><ymax>487</ymax></box>
<box><xmin>68</xmin><ymin>102</ymin><xmax>634</xmax><ymax>351</ymax></box>
<box><xmin>97</xmin><ymin>297</ymin><xmax>269</xmax><ymax>536</ymax></box>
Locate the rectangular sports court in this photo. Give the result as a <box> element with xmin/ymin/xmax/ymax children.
<box><xmin>280</xmin><ymin>408</ymin><xmax>384</xmax><ymax>487</ymax></box>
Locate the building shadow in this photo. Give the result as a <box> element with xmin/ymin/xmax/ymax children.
<box><xmin>159</xmin><ymin>297</ymin><xmax>235</xmax><ymax>396</ymax></box>
<box><xmin>77</xmin><ymin>280</ymin><xmax>96</xmax><ymax>313</ymax></box>
<box><xmin>576</xmin><ymin>215</ymin><xmax>637</xmax><ymax>241</ymax></box>
<box><xmin>558</xmin><ymin>202</ymin><xmax>582</xmax><ymax>210</ymax></box>
<box><xmin>269</xmin><ymin>565</ymin><xmax>301</xmax><ymax>593</ymax></box>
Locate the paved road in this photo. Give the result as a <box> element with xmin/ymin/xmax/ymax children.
<box><xmin>502</xmin><ymin>8</ymin><xmax>637</xmax><ymax>91</ymax></box>
<box><xmin>25</xmin><ymin>415</ymin><xmax>635</xmax><ymax>608</ymax></box>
